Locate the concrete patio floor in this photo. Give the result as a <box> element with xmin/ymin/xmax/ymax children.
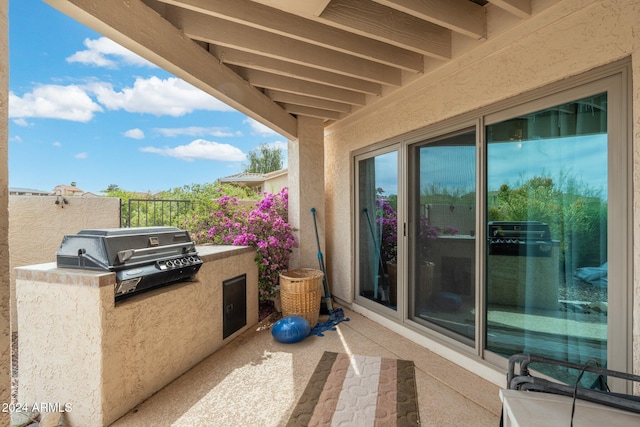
<box><xmin>110</xmin><ymin>306</ymin><xmax>502</xmax><ymax>426</ymax></box>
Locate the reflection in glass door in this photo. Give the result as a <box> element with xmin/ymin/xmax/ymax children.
<box><xmin>357</xmin><ymin>150</ymin><xmax>398</xmax><ymax>310</ymax></box>
<box><xmin>486</xmin><ymin>93</ymin><xmax>608</xmax><ymax>385</ymax></box>
<box><xmin>352</xmin><ymin>67</ymin><xmax>628</xmax><ymax>390</ymax></box>
<box><xmin>409</xmin><ymin>129</ymin><xmax>476</xmax><ymax>342</ymax></box>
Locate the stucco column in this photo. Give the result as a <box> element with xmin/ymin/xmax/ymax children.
<box><xmin>288</xmin><ymin>116</ymin><xmax>325</xmax><ymax>271</ymax></box>
<box><xmin>0</xmin><ymin>1</ymin><xmax>10</xmax><ymax>425</ymax></box>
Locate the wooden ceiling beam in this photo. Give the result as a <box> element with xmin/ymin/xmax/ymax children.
<box><xmin>167</xmin><ymin>6</ymin><xmax>402</xmax><ymax>86</ymax></box>
<box><xmin>235</xmin><ymin>69</ymin><xmax>367</xmax><ymax>106</ymax></box>
<box><xmin>264</xmin><ymin>90</ymin><xmax>352</xmax><ymax>113</ymax></box>
<box><xmin>372</xmin><ymin>0</ymin><xmax>485</xmax><ymax>40</ymax></box>
<box><xmin>249</xmin><ymin>0</ymin><xmax>331</xmax><ymax>17</ymax></box>
<box><xmin>280</xmin><ymin>104</ymin><xmax>343</xmax><ymax>121</ymax></box>
<box><xmin>487</xmin><ymin>0</ymin><xmax>531</xmax><ymax>19</ymax></box>
<box><xmin>319</xmin><ymin>0</ymin><xmax>451</xmax><ymax>60</ymax></box>
<box><xmin>157</xmin><ymin>0</ymin><xmax>423</xmax><ymax>72</ymax></box>
<box><xmin>210</xmin><ymin>46</ymin><xmax>383</xmax><ymax>95</ymax></box>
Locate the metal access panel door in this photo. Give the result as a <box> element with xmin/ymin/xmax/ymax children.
<box><xmin>223</xmin><ymin>274</ymin><xmax>247</xmax><ymax>339</ymax></box>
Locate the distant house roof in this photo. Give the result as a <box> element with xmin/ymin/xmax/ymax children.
<box><xmin>219</xmin><ymin>172</ymin><xmax>268</xmax><ymax>184</ymax></box>
<box><xmin>264</xmin><ymin>169</ymin><xmax>288</xmax><ymax>180</ymax></box>
<box><xmin>51</xmin><ymin>184</ymin><xmax>85</xmax><ymax>196</ymax></box>
<box><xmin>9</xmin><ymin>187</ymin><xmax>50</xmax><ymax>196</ymax></box>
<box><xmin>9</xmin><ymin>186</ymin><xmax>100</xmax><ymax>197</ymax></box>
<box><xmin>218</xmin><ymin>169</ymin><xmax>288</xmax><ymax>193</ymax></box>
<box><xmin>81</xmin><ymin>191</ymin><xmax>101</xmax><ymax>197</ymax></box>
<box><xmin>219</xmin><ymin>168</ymin><xmax>288</xmax><ymax>185</ymax></box>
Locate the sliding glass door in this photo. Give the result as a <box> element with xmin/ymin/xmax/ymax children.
<box><xmin>355</xmin><ymin>148</ymin><xmax>399</xmax><ymax>312</ymax></box>
<box><xmin>485</xmin><ymin>93</ymin><xmax>610</xmax><ymax>383</ymax></box>
<box><xmin>353</xmin><ymin>63</ymin><xmax>629</xmax><ymax>387</ymax></box>
<box><xmin>409</xmin><ymin>129</ymin><xmax>476</xmax><ymax>343</ymax></box>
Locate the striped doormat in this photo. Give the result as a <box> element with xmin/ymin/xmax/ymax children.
<box><xmin>287</xmin><ymin>352</ymin><xmax>420</xmax><ymax>426</ymax></box>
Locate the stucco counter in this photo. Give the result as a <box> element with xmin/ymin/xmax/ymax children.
<box><xmin>15</xmin><ymin>244</ymin><xmax>259</xmax><ymax>427</ymax></box>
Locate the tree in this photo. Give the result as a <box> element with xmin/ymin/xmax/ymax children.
<box><xmin>488</xmin><ymin>173</ymin><xmax>607</xmax><ymax>269</ymax></box>
<box><xmin>243</xmin><ymin>143</ymin><xmax>283</xmax><ymax>174</ymax></box>
<box><xmin>103</xmin><ymin>184</ymin><xmax>120</xmax><ymax>193</ymax></box>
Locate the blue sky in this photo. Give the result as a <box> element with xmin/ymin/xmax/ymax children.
<box><xmin>8</xmin><ymin>1</ymin><xmax>287</xmax><ymax>195</ymax></box>
<box><xmin>372</xmin><ymin>134</ymin><xmax>607</xmax><ymax>200</ymax></box>
<box><xmin>487</xmin><ymin>134</ymin><xmax>607</xmax><ymax>195</ymax></box>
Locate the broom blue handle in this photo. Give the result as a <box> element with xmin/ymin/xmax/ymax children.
<box><xmin>363</xmin><ymin>208</ymin><xmax>388</xmax><ymax>298</ymax></box>
<box><xmin>311</xmin><ymin>208</ymin><xmax>334</xmax><ymax>315</ymax></box>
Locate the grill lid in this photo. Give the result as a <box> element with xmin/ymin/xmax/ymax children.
<box><xmin>56</xmin><ymin>226</ymin><xmax>197</xmax><ymax>270</ymax></box>
<box><xmin>488</xmin><ymin>221</ymin><xmax>552</xmax><ymax>242</ymax></box>
<box><xmin>56</xmin><ymin>227</ymin><xmax>203</xmax><ymax>300</ymax></box>
<box><xmin>487</xmin><ymin>221</ymin><xmax>555</xmax><ymax>257</ymax></box>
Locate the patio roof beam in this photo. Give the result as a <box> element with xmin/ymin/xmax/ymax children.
<box><xmin>155</xmin><ymin>0</ymin><xmax>424</xmax><ymax>73</ymax></box>
<box><xmin>280</xmin><ymin>104</ymin><xmax>343</xmax><ymax>121</ymax></box>
<box><xmin>318</xmin><ymin>0</ymin><xmax>451</xmax><ymax>60</ymax></box>
<box><xmin>167</xmin><ymin>7</ymin><xmax>403</xmax><ymax>86</ymax></box>
<box><xmin>487</xmin><ymin>0</ymin><xmax>531</xmax><ymax>19</ymax></box>
<box><xmin>44</xmin><ymin>0</ymin><xmax>298</xmax><ymax>139</ymax></box>
<box><xmin>249</xmin><ymin>0</ymin><xmax>331</xmax><ymax>17</ymax></box>
<box><xmin>236</xmin><ymin>69</ymin><xmax>367</xmax><ymax>106</ymax></box>
<box><xmin>210</xmin><ymin>46</ymin><xmax>383</xmax><ymax>96</ymax></box>
<box><xmin>264</xmin><ymin>90</ymin><xmax>352</xmax><ymax>114</ymax></box>
<box><xmin>372</xmin><ymin>0</ymin><xmax>486</xmax><ymax>40</ymax></box>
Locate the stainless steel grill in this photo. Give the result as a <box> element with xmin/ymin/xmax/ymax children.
<box><xmin>487</xmin><ymin>221</ymin><xmax>554</xmax><ymax>257</ymax></box>
<box><xmin>56</xmin><ymin>226</ymin><xmax>202</xmax><ymax>300</ymax></box>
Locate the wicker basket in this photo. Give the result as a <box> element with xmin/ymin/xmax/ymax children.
<box><xmin>279</xmin><ymin>268</ymin><xmax>324</xmax><ymax>326</ymax></box>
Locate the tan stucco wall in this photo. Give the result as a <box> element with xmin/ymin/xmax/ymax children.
<box><xmin>16</xmin><ymin>245</ymin><xmax>258</xmax><ymax>427</ymax></box>
<box><xmin>0</xmin><ymin>0</ymin><xmax>10</xmax><ymax>425</ymax></box>
<box><xmin>324</xmin><ymin>0</ymin><xmax>640</xmax><ymax>378</ymax></box>
<box><xmin>9</xmin><ymin>196</ymin><xmax>121</xmax><ymax>332</ymax></box>
<box><xmin>264</xmin><ymin>173</ymin><xmax>288</xmax><ymax>194</ymax></box>
<box><xmin>289</xmin><ymin>117</ymin><xmax>326</xmax><ymax>270</ymax></box>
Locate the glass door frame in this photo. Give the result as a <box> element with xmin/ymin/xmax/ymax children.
<box><xmin>350</xmin><ymin>60</ymin><xmax>631</xmax><ymax>390</ymax></box>
<box><xmin>353</xmin><ymin>142</ymin><xmax>404</xmax><ymax>320</ymax></box>
<box><xmin>401</xmin><ymin>118</ymin><xmax>484</xmax><ymax>357</ymax></box>
<box><xmin>405</xmin><ymin>125</ymin><xmax>479</xmax><ymax>349</ymax></box>
<box><xmin>481</xmin><ymin>71</ymin><xmax>632</xmax><ymax>387</ymax></box>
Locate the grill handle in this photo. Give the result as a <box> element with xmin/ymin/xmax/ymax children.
<box><xmin>78</xmin><ymin>250</ymin><xmax>110</xmax><ymax>270</ymax></box>
<box><xmin>117</xmin><ymin>242</ymin><xmax>196</xmax><ymax>263</ymax></box>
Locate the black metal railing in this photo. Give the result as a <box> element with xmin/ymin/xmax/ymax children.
<box><xmin>122</xmin><ymin>199</ymin><xmax>194</xmax><ymax>228</ymax></box>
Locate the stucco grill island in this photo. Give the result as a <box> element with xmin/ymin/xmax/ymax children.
<box><xmin>56</xmin><ymin>226</ymin><xmax>203</xmax><ymax>300</ymax></box>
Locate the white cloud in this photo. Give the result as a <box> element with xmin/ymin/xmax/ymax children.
<box><xmin>52</xmin><ymin>141</ymin><xmax>61</xmax><ymax>147</ymax></box>
<box><xmin>244</xmin><ymin>117</ymin><xmax>279</xmax><ymax>136</ymax></box>
<box><xmin>87</xmin><ymin>76</ymin><xmax>234</xmax><ymax>116</ymax></box>
<box><xmin>9</xmin><ymin>76</ymin><xmax>233</xmax><ymax>123</ymax></box>
<box><xmin>9</xmin><ymin>76</ymin><xmax>234</xmax><ymax>123</ymax></box>
<box><xmin>9</xmin><ymin>86</ymin><xmax>103</xmax><ymax>122</ymax></box>
<box><xmin>9</xmin><ymin>135</ymin><xmax>22</xmax><ymax>143</ymax></box>
<box><xmin>140</xmin><ymin>139</ymin><xmax>246</xmax><ymax>162</ymax></box>
<box><xmin>154</xmin><ymin>126</ymin><xmax>238</xmax><ymax>138</ymax></box>
<box><xmin>66</xmin><ymin>37</ymin><xmax>157</xmax><ymax>69</ymax></box>
<box><xmin>124</xmin><ymin>128</ymin><xmax>145</xmax><ymax>139</ymax></box>
<box><xmin>75</xmin><ymin>152</ymin><xmax>88</xmax><ymax>159</ymax></box>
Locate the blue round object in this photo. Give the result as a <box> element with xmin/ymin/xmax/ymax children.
<box><xmin>433</xmin><ymin>291</ymin><xmax>463</xmax><ymax>312</ymax></box>
<box><xmin>272</xmin><ymin>316</ymin><xmax>311</xmax><ymax>344</ymax></box>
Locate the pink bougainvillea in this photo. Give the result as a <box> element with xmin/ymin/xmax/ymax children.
<box><xmin>375</xmin><ymin>188</ymin><xmax>452</xmax><ymax>265</ymax></box>
<box><xmin>184</xmin><ymin>187</ymin><xmax>297</xmax><ymax>301</ymax></box>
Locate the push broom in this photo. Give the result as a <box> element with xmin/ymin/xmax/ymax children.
<box><xmin>309</xmin><ymin>208</ymin><xmax>348</xmax><ymax>336</ymax></box>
